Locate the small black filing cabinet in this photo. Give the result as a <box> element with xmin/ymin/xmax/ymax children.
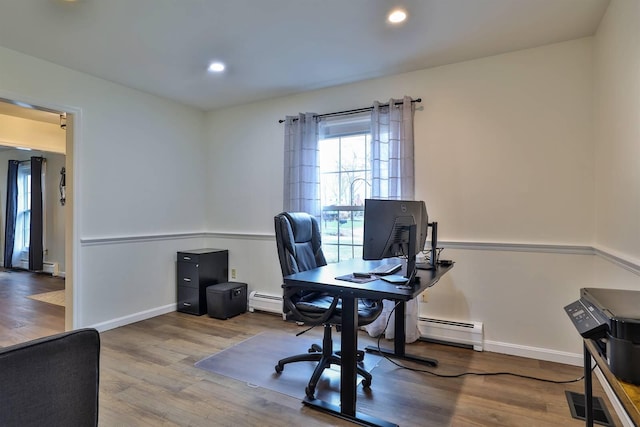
<box><xmin>206</xmin><ymin>282</ymin><xmax>247</xmax><ymax>319</ymax></box>
<box><xmin>177</xmin><ymin>248</ymin><xmax>228</xmax><ymax>315</ymax></box>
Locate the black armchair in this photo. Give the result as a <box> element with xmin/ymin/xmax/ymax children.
<box><xmin>0</xmin><ymin>328</ymin><xmax>100</xmax><ymax>427</ymax></box>
<box><xmin>273</xmin><ymin>212</ymin><xmax>382</xmax><ymax>399</ymax></box>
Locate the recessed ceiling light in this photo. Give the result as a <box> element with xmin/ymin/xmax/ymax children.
<box><xmin>207</xmin><ymin>61</ymin><xmax>225</xmax><ymax>73</ymax></box>
<box><xmin>388</xmin><ymin>9</ymin><xmax>407</xmax><ymax>24</ymax></box>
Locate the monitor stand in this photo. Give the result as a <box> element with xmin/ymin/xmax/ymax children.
<box><xmin>416</xmin><ymin>221</ymin><xmax>439</xmax><ymax>270</ymax></box>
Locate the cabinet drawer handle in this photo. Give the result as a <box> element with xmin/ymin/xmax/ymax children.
<box><xmin>183</xmin><ymin>302</ymin><xmax>192</xmax><ymax>307</ymax></box>
<box><xmin>183</xmin><ymin>278</ymin><xmax>191</xmax><ymax>282</ymax></box>
<box><xmin>183</xmin><ymin>256</ymin><xmax>191</xmax><ymax>261</ymax></box>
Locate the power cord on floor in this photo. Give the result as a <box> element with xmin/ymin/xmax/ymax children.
<box><xmin>375</xmin><ymin>301</ymin><xmax>588</xmax><ymax>384</ymax></box>
<box><xmin>296</xmin><ymin>324</ymin><xmax>316</xmax><ymax>336</ymax></box>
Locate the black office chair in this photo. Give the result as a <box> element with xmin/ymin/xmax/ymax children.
<box><xmin>0</xmin><ymin>328</ymin><xmax>100</xmax><ymax>427</ymax></box>
<box><xmin>273</xmin><ymin>212</ymin><xmax>383</xmax><ymax>399</ymax></box>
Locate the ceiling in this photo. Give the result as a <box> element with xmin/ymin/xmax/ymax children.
<box><xmin>0</xmin><ymin>0</ymin><xmax>610</xmax><ymax>112</ymax></box>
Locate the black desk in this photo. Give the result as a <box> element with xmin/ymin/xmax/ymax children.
<box><xmin>283</xmin><ymin>258</ymin><xmax>453</xmax><ymax>427</ymax></box>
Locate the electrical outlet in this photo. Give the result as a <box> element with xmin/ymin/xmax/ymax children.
<box><xmin>231</xmin><ymin>268</ymin><xmax>236</xmax><ymax>279</ymax></box>
<box><xmin>421</xmin><ymin>291</ymin><xmax>428</xmax><ymax>303</ymax></box>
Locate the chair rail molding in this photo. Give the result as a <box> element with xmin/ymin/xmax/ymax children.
<box><xmin>79</xmin><ymin>232</ymin><xmax>640</xmax><ymax>276</ymax></box>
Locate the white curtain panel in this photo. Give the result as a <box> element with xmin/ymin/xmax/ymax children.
<box><xmin>366</xmin><ymin>95</ymin><xmax>420</xmax><ymax>342</ymax></box>
<box><xmin>371</xmin><ymin>96</ymin><xmax>415</xmax><ymax>201</ymax></box>
<box><xmin>283</xmin><ymin>113</ymin><xmax>321</xmax><ymax>216</ymax></box>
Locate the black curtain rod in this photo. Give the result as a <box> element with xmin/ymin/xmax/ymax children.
<box><xmin>278</xmin><ymin>98</ymin><xmax>421</xmax><ymax>123</ymax></box>
<box><xmin>16</xmin><ymin>157</ymin><xmax>45</xmax><ymax>164</ymax></box>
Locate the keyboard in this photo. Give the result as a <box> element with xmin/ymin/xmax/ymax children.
<box><xmin>369</xmin><ymin>262</ymin><xmax>402</xmax><ymax>276</ymax></box>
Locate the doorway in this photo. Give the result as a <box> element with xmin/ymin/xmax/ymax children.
<box><xmin>0</xmin><ymin>97</ymin><xmax>74</xmax><ymax>341</ymax></box>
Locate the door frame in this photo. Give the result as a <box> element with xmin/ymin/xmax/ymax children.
<box><xmin>0</xmin><ymin>93</ymin><xmax>80</xmax><ymax>331</ymax></box>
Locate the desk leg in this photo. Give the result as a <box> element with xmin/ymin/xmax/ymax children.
<box><xmin>394</xmin><ymin>300</ymin><xmax>406</xmax><ymax>357</ymax></box>
<box><xmin>584</xmin><ymin>342</ymin><xmax>593</xmax><ymax>427</ymax></box>
<box><xmin>365</xmin><ymin>300</ymin><xmax>438</xmax><ymax>367</ymax></box>
<box><xmin>341</xmin><ymin>295</ymin><xmax>358</xmax><ymax>417</ymax></box>
<box><xmin>302</xmin><ymin>295</ymin><xmax>398</xmax><ymax>427</ymax></box>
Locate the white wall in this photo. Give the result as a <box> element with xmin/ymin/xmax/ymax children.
<box><xmin>44</xmin><ymin>152</ymin><xmax>66</xmax><ymax>272</ymax></box>
<box><xmin>205</xmin><ymin>38</ymin><xmax>603</xmax><ymax>362</ymax></box>
<box><xmin>0</xmin><ymin>45</ymin><xmax>207</xmax><ymax>327</ymax></box>
<box><xmin>590</xmin><ymin>5</ymin><xmax>640</xmax><ymax>411</ymax></box>
<box><xmin>593</xmin><ymin>0</ymin><xmax>640</xmax><ymax>266</ymax></box>
<box><xmin>1</xmin><ymin>1</ymin><xmax>637</xmax><ymax>365</ymax></box>
<box><xmin>206</xmin><ymin>37</ymin><xmax>594</xmax><ymax>245</ymax></box>
<box><xmin>416</xmin><ymin>42</ymin><xmax>594</xmax><ymax>245</ymax></box>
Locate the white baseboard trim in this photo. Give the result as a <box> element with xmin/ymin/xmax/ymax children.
<box><xmin>88</xmin><ymin>303</ymin><xmax>176</xmax><ymax>332</ymax></box>
<box><xmin>484</xmin><ymin>340</ymin><xmax>582</xmax><ymax>366</ymax></box>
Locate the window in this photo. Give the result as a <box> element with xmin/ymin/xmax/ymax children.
<box><xmin>15</xmin><ymin>163</ymin><xmax>31</xmax><ymax>256</ymax></box>
<box><xmin>284</xmin><ymin>98</ymin><xmax>416</xmax><ymax>264</ymax></box>
<box><xmin>319</xmin><ymin>114</ymin><xmax>371</xmax><ymax>262</ymax></box>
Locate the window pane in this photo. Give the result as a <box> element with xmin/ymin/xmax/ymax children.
<box><xmin>319</xmin><ymin>138</ymin><xmax>339</xmax><ymax>173</ymax></box>
<box><xmin>337</xmin><ymin>173</ymin><xmax>349</xmax><ymax>206</ymax></box>
<box><xmin>24</xmin><ymin>210</ymin><xmax>30</xmax><ymax>248</ymax></box>
<box><xmin>339</xmin><ymin>245</ymin><xmax>355</xmax><ymax>262</ymax></box>
<box><xmin>321</xmin><ymin>173</ymin><xmax>340</xmax><ymax>207</ymax></box>
<box><xmin>349</xmin><ymin>172</ymin><xmax>367</xmax><ymax>206</ymax></box>
<box><xmin>323</xmin><ymin>246</ymin><xmax>339</xmax><ymax>264</ymax></box>
<box><xmin>15</xmin><ymin>164</ymin><xmax>32</xmax><ymax>253</ymax></box>
<box><xmin>341</xmin><ymin>135</ymin><xmax>367</xmax><ymax>171</ymax></box>
<box><xmin>319</xmin><ymin>123</ymin><xmax>371</xmax><ymax>262</ymax></box>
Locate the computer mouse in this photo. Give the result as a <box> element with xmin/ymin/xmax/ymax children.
<box><xmin>353</xmin><ymin>272</ymin><xmax>372</xmax><ymax>278</ymax></box>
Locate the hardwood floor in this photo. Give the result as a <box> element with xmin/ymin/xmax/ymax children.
<box><xmin>0</xmin><ymin>285</ymin><xmax>620</xmax><ymax>426</ymax></box>
<box><xmin>97</xmin><ymin>311</ymin><xmax>621</xmax><ymax>427</ymax></box>
<box><xmin>0</xmin><ymin>269</ymin><xmax>65</xmax><ymax>347</ymax></box>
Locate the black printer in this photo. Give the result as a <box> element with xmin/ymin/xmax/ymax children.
<box><xmin>565</xmin><ymin>287</ymin><xmax>640</xmax><ymax>385</ymax></box>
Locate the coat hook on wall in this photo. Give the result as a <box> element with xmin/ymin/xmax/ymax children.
<box><xmin>59</xmin><ymin>167</ymin><xmax>66</xmax><ymax>206</ymax></box>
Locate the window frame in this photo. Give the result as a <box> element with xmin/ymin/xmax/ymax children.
<box><xmin>318</xmin><ymin>113</ymin><xmax>372</xmax><ymax>263</ymax></box>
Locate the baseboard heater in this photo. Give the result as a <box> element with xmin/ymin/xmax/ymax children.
<box><xmin>18</xmin><ymin>260</ymin><xmax>60</xmax><ymax>276</ymax></box>
<box><xmin>417</xmin><ymin>317</ymin><xmax>484</xmax><ymax>351</ymax></box>
<box><xmin>248</xmin><ymin>291</ymin><xmax>283</xmax><ymax>317</ymax></box>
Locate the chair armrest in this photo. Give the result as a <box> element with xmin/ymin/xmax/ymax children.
<box><xmin>283</xmin><ymin>285</ymin><xmax>340</xmax><ymax>325</ymax></box>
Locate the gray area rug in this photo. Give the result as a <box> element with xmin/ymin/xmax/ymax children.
<box><xmin>195</xmin><ymin>331</ymin><xmax>381</xmax><ymax>405</ymax></box>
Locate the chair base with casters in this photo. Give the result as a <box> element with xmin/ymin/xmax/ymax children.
<box><xmin>275</xmin><ymin>323</ymin><xmax>372</xmax><ymax>399</ymax></box>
